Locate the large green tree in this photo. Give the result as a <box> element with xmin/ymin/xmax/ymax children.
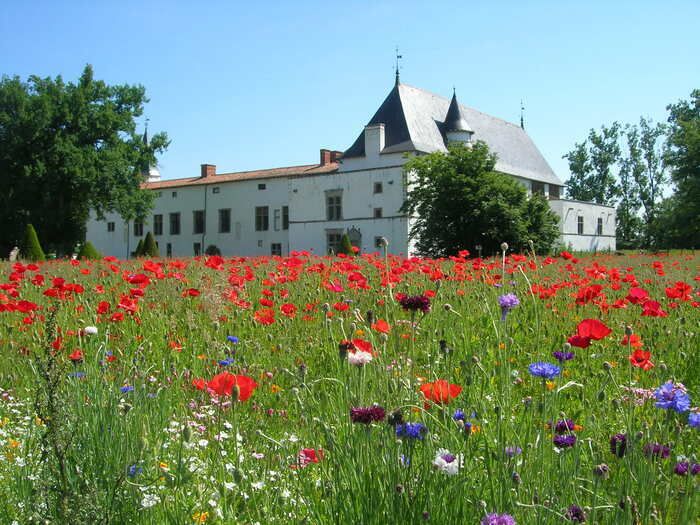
<box><xmin>0</xmin><ymin>65</ymin><xmax>168</xmax><ymax>255</ymax></box>
<box><xmin>401</xmin><ymin>142</ymin><xmax>560</xmax><ymax>257</ymax></box>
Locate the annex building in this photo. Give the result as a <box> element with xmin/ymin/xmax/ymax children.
<box><xmin>86</xmin><ymin>79</ymin><xmax>616</xmax><ymax>257</ymax></box>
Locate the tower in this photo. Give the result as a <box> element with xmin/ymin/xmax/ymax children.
<box><xmin>443</xmin><ymin>89</ymin><xmax>473</xmax><ymax>144</ymax></box>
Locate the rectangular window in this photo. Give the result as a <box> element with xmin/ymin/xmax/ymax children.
<box><xmin>133</xmin><ymin>221</ymin><xmax>143</xmax><ymax>237</ymax></box>
<box><xmin>157</xmin><ymin>191</ymin><xmax>163</xmax><ymax>198</ymax></box>
<box><xmin>153</xmin><ymin>214</ymin><xmax>163</xmax><ymax>236</ymax></box>
<box><xmin>258</xmin><ymin>183</ymin><xmax>266</xmax><ymax>190</ymax></box>
<box><xmin>327</xmin><ymin>231</ymin><xmax>342</xmax><ymax>254</ymax></box>
<box><xmin>531</xmin><ymin>181</ymin><xmax>545</xmax><ymax>195</ymax></box>
<box><xmin>549</xmin><ymin>185</ymin><xmax>560</xmax><ymax>199</ymax></box>
<box><xmin>271</xmin><ymin>243</ymin><xmax>282</xmax><ymax>256</ymax></box>
<box><xmin>326</xmin><ymin>191</ymin><xmax>342</xmax><ymax>221</ymax></box>
<box><xmin>282</xmin><ymin>206</ymin><xmax>289</xmax><ymax>230</ymax></box>
<box><xmin>255</xmin><ymin>206</ymin><xmax>269</xmax><ymax>231</ymax></box>
<box><xmin>273</xmin><ymin>208</ymin><xmax>281</xmax><ymax>231</ymax></box>
<box><xmin>597</xmin><ymin>217</ymin><xmax>603</xmax><ymax>235</ymax></box>
<box><xmin>169</xmin><ymin>212</ymin><xmax>181</xmax><ymax>235</ymax></box>
<box><xmin>193</xmin><ymin>210</ymin><xmax>205</xmax><ymax>234</ymax></box>
<box><xmin>373</xmin><ymin>182</ymin><xmax>383</xmax><ymax>194</ymax></box>
<box><xmin>212</xmin><ymin>187</ymin><xmax>220</xmax><ymax>194</ymax></box>
<box><xmin>218</xmin><ymin>209</ymin><xmax>231</xmax><ymax>233</ymax></box>
<box><xmin>166</xmin><ymin>243</ymin><xmax>172</xmax><ymax>257</ymax></box>
<box><xmin>172</xmin><ymin>191</ymin><xmax>177</xmax><ymax>198</ymax></box>
<box><xmin>373</xmin><ymin>208</ymin><xmax>383</xmax><ymax>218</ymax></box>
<box><xmin>577</xmin><ymin>216</ymin><xmax>584</xmax><ymax>235</ymax></box>
<box><xmin>107</xmin><ymin>222</ymin><xmax>115</xmax><ymax>232</ymax></box>
<box><xmin>193</xmin><ymin>242</ymin><xmax>201</xmax><ymax>256</ymax></box>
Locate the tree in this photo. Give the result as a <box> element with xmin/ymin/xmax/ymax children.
<box><xmin>22</xmin><ymin>224</ymin><xmax>45</xmax><ymax>261</ymax></box>
<box><xmin>563</xmin><ymin>123</ymin><xmax>621</xmax><ymax>206</ymax></box>
<box><xmin>142</xmin><ymin>232</ymin><xmax>159</xmax><ymax>257</ymax></box>
<box><xmin>401</xmin><ymin>142</ymin><xmax>560</xmax><ymax>257</ymax></box>
<box><xmin>133</xmin><ymin>238</ymin><xmax>144</xmax><ymax>257</ymax></box>
<box><xmin>338</xmin><ymin>233</ymin><xmax>354</xmax><ymax>256</ymax></box>
<box><xmin>663</xmin><ymin>89</ymin><xmax>700</xmax><ymax>248</ymax></box>
<box><xmin>77</xmin><ymin>241</ymin><xmax>101</xmax><ymax>260</ymax></box>
<box><xmin>0</xmin><ymin>65</ymin><xmax>168</xmax><ymax>256</ymax></box>
<box><xmin>205</xmin><ymin>245</ymin><xmax>221</xmax><ymax>256</ymax></box>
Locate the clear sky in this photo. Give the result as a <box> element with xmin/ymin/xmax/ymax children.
<box><xmin>2</xmin><ymin>1</ymin><xmax>698</xmax><ymax>182</ymax></box>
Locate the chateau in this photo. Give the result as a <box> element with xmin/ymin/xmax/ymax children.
<box><xmin>86</xmin><ymin>79</ymin><xmax>616</xmax><ymax>257</ymax></box>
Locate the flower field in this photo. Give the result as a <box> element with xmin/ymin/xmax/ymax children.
<box><xmin>0</xmin><ymin>250</ymin><xmax>698</xmax><ymax>524</ymax></box>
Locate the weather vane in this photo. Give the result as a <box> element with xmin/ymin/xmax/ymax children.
<box><xmin>395</xmin><ymin>46</ymin><xmax>402</xmax><ymax>85</ymax></box>
<box><xmin>520</xmin><ymin>100</ymin><xmax>525</xmax><ymax>130</ymax></box>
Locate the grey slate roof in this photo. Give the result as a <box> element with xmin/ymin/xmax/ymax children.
<box><xmin>344</xmin><ymin>83</ymin><xmax>563</xmax><ymax>186</ymax></box>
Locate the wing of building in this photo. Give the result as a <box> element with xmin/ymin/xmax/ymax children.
<box><xmin>86</xmin><ymin>80</ymin><xmax>616</xmax><ymax>258</ymax></box>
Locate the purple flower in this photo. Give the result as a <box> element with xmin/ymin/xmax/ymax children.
<box><xmin>554</xmin><ymin>419</ymin><xmax>577</xmax><ymax>434</ymax></box>
<box><xmin>565</xmin><ymin>504</ymin><xmax>586</xmax><ymax>522</ymax></box>
<box><xmin>610</xmin><ymin>434</ymin><xmax>627</xmax><ymax>458</ymax></box>
<box><xmin>688</xmin><ymin>411</ymin><xmax>700</xmax><ymax>428</ymax></box>
<box><xmin>481</xmin><ymin>513</ymin><xmax>516</xmax><ymax>525</ymax></box>
<box><xmin>350</xmin><ymin>405</ymin><xmax>386</xmax><ymax>424</ymax></box>
<box><xmin>643</xmin><ymin>443</ymin><xmax>671</xmax><ymax>459</ymax></box>
<box><xmin>654</xmin><ymin>381</ymin><xmax>691</xmax><ymax>413</ymax></box>
<box><xmin>226</xmin><ymin>335</ymin><xmax>239</xmax><ymax>344</ymax></box>
<box><xmin>498</xmin><ymin>293</ymin><xmax>520</xmax><ymax>320</ymax></box>
<box><xmin>674</xmin><ymin>462</ymin><xmax>700</xmax><ymax>476</ymax></box>
<box><xmin>528</xmin><ymin>362</ymin><xmax>561</xmax><ymax>380</ymax></box>
<box><xmin>553</xmin><ymin>434</ymin><xmax>577</xmax><ymax>448</ymax></box>
<box><xmin>553</xmin><ymin>351</ymin><xmax>575</xmax><ymax>362</ymax></box>
<box><xmin>398</xmin><ymin>294</ymin><xmax>431</xmax><ymax>313</ymax></box>
<box><xmin>505</xmin><ymin>446</ymin><xmax>522</xmax><ymax>458</ymax></box>
<box><xmin>395</xmin><ymin>422</ymin><xmax>427</xmax><ymax>440</ymax></box>
<box><xmin>120</xmin><ymin>385</ymin><xmax>134</xmax><ymax>394</ymax></box>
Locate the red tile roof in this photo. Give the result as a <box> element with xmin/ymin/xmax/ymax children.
<box><xmin>142</xmin><ymin>162</ymin><xmax>339</xmax><ymax>190</ymax></box>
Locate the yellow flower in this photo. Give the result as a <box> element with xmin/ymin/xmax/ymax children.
<box><xmin>499</xmin><ymin>342</ymin><xmax>506</xmax><ymax>350</ymax></box>
<box><xmin>159</xmin><ymin>462</ymin><xmax>169</xmax><ymax>471</ymax></box>
<box><xmin>8</xmin><ymin>439</ymin><xmax>20</xmax><ymax>449</ymax></box>
<box><xmin>545</xmin><ymin>381</ymin><xmax>556</xmax><ymax>391</ymax></box>
<box><xmin>270</xmin><ymin>384</ymin><xmax>282</xmax><ymax>394</ymax></box>
<box><xmin>35</xmin><ymin>416</ymin><xmax>44</xmax><ymax>426</ymax></box>
<box><xmin>0</xmin><ymin>417</ymin><xmax>9</xmax><ymax>427</ymax></box>
<box><xmin>563</xmin><ymin>370</ymin><xmax>571</xmax><ymax>378</ymax></box>
<box><xmin>192</xmin><ymin>511</ymin><xmax>208</xmax><ymax>523</ymax></box>
<box><xmin>197</xmin><ymin>354</ymin><xmax>207</xmax><ymax>360</ymax></box>
<box><xmin>354</xmin><ymin>329</ymin><xmax>365</xmax><ymax>337</ymax></box>
<box><xmin>470</xmin><ymin>425</ymin><xmax>481</xmax><ymax>434</ymax></box>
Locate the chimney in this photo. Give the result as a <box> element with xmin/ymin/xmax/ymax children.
<box><xmin>200</xmin><ymin>164</ymin><xmax>216</xmax><ymax>178</ymax></box>
<box><xmin>330</xmin><ymin>150</ymin><xmax>343</xmax><ymax>163</ymax></box>
<box><xmin>320</xmin><ymin>149</ymin><xmax>332</xmax><ymax>165</ymax></box>
<box><xmin>364</xmin><ymin>124</ymin><xmax>385</xmax><ymax>157</ymax></box>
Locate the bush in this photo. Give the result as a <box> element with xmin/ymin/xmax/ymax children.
<box><xmin>338</xmin><ymin>234</ymin><xmax>355</xmax><ymax>256</ymax></box>
<box><xmin>77</xmin><ymin>241</ymin><xmax>102</xmax><ymax>260</ymax></box>
<box><xmin>142</xmin><ymin>232</ymin><xmax>159</xmax><ymax>257</ymax></box>
<box><xmin>133</xmin><ymin>239</ymin><xmax>144</xmax><ymax>258</ymax></box>
<box><xmin>22</xmin><ymin>224</ymin><xmax>46</xmax><ymax>262</ymax></box>
<box><xmin>205</xmin><ymin>245</ymin><xmax>221</xmax><ymax>256</ymax></box>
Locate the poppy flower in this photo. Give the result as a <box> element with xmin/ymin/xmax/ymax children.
<box><xmin>420</xmin><ymin>380</ymin><xmax>462</xmax><ymax>404</ymax></box>
<box><xmin>207</xmin><ymin>372</ymin><xmax>258</xmax><ymax>401</ymax></box>
<box><xmin>629</xmin><ymin>349</ymin><xmax>654</xmax><ymax>370</ymax></box>
<box><xmin>626</xmin><ymin>287</ymin><xmax>649</xmax><ymax>305</ymax></box>
<box><xmin>641</xmin><ymin>300</ymin><xmax>668</xmax><ymax>317</ymax></box>
<box><xmin>568</xmin><ymin>318</ymin><xmax>612</xmax><ymax>348</ymax></box>
<box><xmin>69</xmin><ymin>349</ymin><xmax>84</xmax><ymax>363</ymax></box>
<box><xmin>253</xmin><ymin>308</ymin><xmax>275</xmax><ymax>325</ymax></box>
<box><xmin>371</xmin><ymin>319</ymin><xmax>391</xmax><ymax>334</ymax></box>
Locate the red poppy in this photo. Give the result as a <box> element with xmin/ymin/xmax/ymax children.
<box><xmin>182</xmin><ymin>288</ymin><xmax>201</xmax><ymax>297</ymax></box>
<box><xmin>621</xmin><ymin>334</ymin><xmax>644</xmax><ymax>348</ymax></box>
<box><xmin>69</xmin><ymin>349</ymin><xmax>84</xmax><ymax>363</ymax></box>
<box><xmin>567</xmin><ymin>318</ymin><xmax>612</xmax><ymax>348</ymax></box>
<box><xmin>297</xmin><ymin>448</ymin><xmax>323</xmax><ymax>467</ymax></box>
<box><xmin>280</xmin><ymin>303</ymin><xmax>297</xmax><ymax>318</ymax></box>
<box><xmin>419</xmin><ymin>380</ymin><xmax>462</xmax><ymax>404</ymax></box>
<box><xmin>351</xmin><ymin>338</ymin><xmax>373</xmax><ymax>354</ymax></box>
<box><xmin>207</xmin><ymin>372</ymin><xmax>258</xmax><ymax>400</ymax></box>
<box><xmin>371</xmin><ymin>319</ymin><xmax>391</xmax><ymax>334</ymax></box>
<box><xmin>254</xmin><ymin>308</ymin><xmax>275</xmax><ymax>325</ymax></box>
<box><xmin>641</xmin><ymin>300</ymin><xmax>668</xmax><ymax>317</ymax></box>
<box><xmin>629</xmin><ymin>349</ymin><xmax>654</xmax><ymax>371</ymax></box>
<box><xmin>192</xmin><ymin>378</ymin><xmax>207</xmax><ymax>390</ymax></box>
<box><xmin>626</xmin><ymin>287</ymin><xmax>649</xmax><ymax>305</ymax></box>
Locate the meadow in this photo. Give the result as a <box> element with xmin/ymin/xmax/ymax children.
<box><xmin>0</xmin><ymin>249</ymin><xmax>697</xmax><ymax>524</ymax></box>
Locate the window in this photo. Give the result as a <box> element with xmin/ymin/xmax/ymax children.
<box><xmin>133</xmin><ymin>221</ymin><xmax>143</xmax><ymax>237</ymax></box>
<box><xmin>193</xmin><ymin>210</ymin><xmax>205</xmax><ymax>234</ymax></box>
<box><xmin>219</xmin><ymin>209</ymin><xmax>231</xmax><ymax>233</ymax></box>
<box><xmin>374</xmin><ymin>182</ymin><xmax>383</xmax><ymax>194</ymax></box>
<box><xmin>193</xmin><ymin>243</ymin><xmax>201</xmax><ymax>256</ymax></box>
<box><xmin>172</xmin><ymin>191</ymin><xmax>177</xmax><ymax>198</ymax></box>
<box><xmin>373</xmin><ymin>208</ymin><xmax>383</xmax><ymax>218</ymax></box>
<box><xmin>326</xmin><ymin>190</ymin><xmax>342</xmax><ymax>221</ymax></box>
<box><xmin>282</xmin><ymin>206</ymin><xmax>289</xmax><ymax>230</ymax></box>
<box><xmin>597</xmin><ymin>217</ymin><xmax>603</xmax><ymax>235</ymax></box>
<box><xmin>153</xmin><ymin>214</ymin><xmax>163</xmax><ymax>236</ymax></box>
<box><xmin>169</xmin><ymin>212</ymin><xmax>181</xmax><ymax>235</ymax></box>
<box><xmin>258</xmin><ymin>183</ymin><xmax>266</xmax><ymax>190</ymax></box>
<box><xmin>531</xmin><ymin>181</ymin><xmax>545</xmax><ymax>195</ymax></box>
<box><xmin>271</xmin><ymin>243</ymin><xmax>282</xmax><ymax>256</ymax></box>
<box><xmin>166</xmin><ymin>243</ymin><xmax>172</xmax><ymax>257</ymax></box>
<box><xmin>577</xmin><ymin>216</ymin><xmax>584</xmax><ymax>235</ymax></box>
<box><xmin>157</xmin><ymin>191</ymin><xmax>162</xmax><ymax>198</ymax></box>
<box><xmin>549</xmin><ymin>185</ymin><xmax>560</xmax><ymax>199</ymax></box>
<box><xmin>107</xmin><ymin>222</ymin><xmax>115</xmax><ymax>232</ymax></box>
<box><xmin>327</xmin><ymin>231</ymin><xmax>343</xmax><ymax>254</ymax></box>
<box><xmin>212</xmin><ymin>187</ymin><xmax>220</xmax><ymax>194</ymax></box>
<box><xmin>255</xmin><ymin>206</ymin><xmax>269</xmax><ymax>231</ymax></box>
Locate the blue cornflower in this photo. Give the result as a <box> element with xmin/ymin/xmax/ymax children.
<box><xmin>498</xmin><ymin>293</ymin><xmax>520</xmax><ymax>321</ymax></box>
<box><xmin>127</xmin><ymin>464</ymin><xmax>143</xmax><ymax>478</ymax></box>
<box><xmin>452</xmin><ymin>409</ymin><xmax>465</xmax><ymax>421</ymax></box>
<box><xmin>654</xmin><ymin>381</ymin><xmax>691</xmax><ymax>413</ymax></box>
<box><xmin>395</xmin><ymin>422</ymin><xmax>427</xmax><ymax>440</ymax></box>
<box><xmin>528</xmin><ymin>362</ymin><xmax>561</xmax><ymax>380</ymax></box>
<box><xmin>120</xmin><ymin>385</ymin><xmax>134</xmax><ymax>394</ymax></box>
<box><xmin>218</xmin><ymin>357</ymin><xmax>234</xmax><ymax>367</ymax></box>
<box><xmin>505</xmin><ymin>446</ymin><xmax>522</xmax><ymax>458</ymax></box>
<box><xmin>689</xmin><ymin>411</ymin><xmax>700</xmax><ymax>428</ymax></box>
<box><xmin>552</xmin><ymin>351</ymin><xmax>575</xmax><ymax>363</ymax></box>
<box><xmin>69</xmin><ymin>372</ymin><xmax>86</xmax><ymax>379</ymax></box>
<box><xmin>227</xmin><ymin>336</ymin><xmax>239</xmax><ymax>344</ymax></box>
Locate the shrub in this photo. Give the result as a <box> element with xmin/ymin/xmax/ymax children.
<box><xmin>133</xmin><ymin>239</ymin><xmax>144</xmax><ymax>258</ymax></box>
<box><xmin>338</xmin><ymin>233</ymin><xmax>355</xmax><ymax>256</ymax></box>
<box><xmin>22</xmin><ymin>224</ymin><xmax>46</xmax><ymax>262</ymax></box>
<box><xmin>142</xmin><ymin>232</ymin><xmax>159</xmax><ymax>257</ymax></box>
<box><xmin>205</xmin><ymin>244</ymin><xmax>222</xmax><ymax>256</ymax></box>
<box><xmin>77</xmin><ymin>241</ymin><xmax>101</xmax><ymax>260</ymax></box>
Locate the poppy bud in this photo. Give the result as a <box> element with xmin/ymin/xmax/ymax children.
<box><xmin>625</xmin><ymin>325</ymin><xmax>633</xmax><ymax>336</ymax></box>
<box><xmin>512</xmin><ymin>471</ymin><xmax>521</xmax><ymax>484</ymax></box>
<box><xmin>182</xmin><ymin>425</ymin><xmax>191</xmax><ymax>443</ymax></box>
<box><xmin>603</xmin><ymin>361</ymin><xmax>612</xmax><ymax>370</ymax></box>
<box><xmin>500</xmin><ymin>242</ymin><xmax>509</xmax><ymax>252</ymax></box>
<box><xmin>471</xmin><ymin>355</ymin><xmax>480</xmax><ymax>364</ymax></box>
<box><xmin>322</xmin><ymin>303</ymin><xmax>330</xmax><ymax>312</ymax></box>
<box><xmin>231</xmin><ymin>385</ymin><xmax>240</xmax><ymax>402</ymax></box>
<box><xmin>366</xmin><ymin>310</ymin><xmax>374</xmax><ymax>325</ymax></box>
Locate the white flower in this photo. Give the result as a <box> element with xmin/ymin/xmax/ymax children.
<box><xmin>84</xmin><ymin>326</ymin><xmax>98</xmax><ymax>336</ymax></box>
<box><xmin>432</xmin><ymin>448</ymin><xmax>461</xmax><ymax>476</ymax></box>
<box><xmin>141</xmin><ymin>493</ymin><xmax>160</xmax><ymax>509</ymax></box>
<box><xmin>197</xmin><ymin>439</ymin><xmax>209</xmax><ymax>448</ymax></box>
<box><xmin>348</xmin><ymin>350</ymin><xmax>373</xmax><ymax>366</ymax></box>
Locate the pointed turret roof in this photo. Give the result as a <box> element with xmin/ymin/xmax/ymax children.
<box><xmin>443</xmin><ymin>90</ymin><xmax>473</xmax><ymax>133</ymax></box>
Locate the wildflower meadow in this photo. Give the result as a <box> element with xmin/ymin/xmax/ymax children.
<box><xmin>0</xmin><ymin>249</ymin><xmax>697</xmax><ymax>524</ymax></box>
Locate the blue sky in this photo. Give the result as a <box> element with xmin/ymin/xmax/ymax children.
<box><xmin>2</xmin><ymin>1</ymin><xmax>698</xmax><ymax>182</ymax></box>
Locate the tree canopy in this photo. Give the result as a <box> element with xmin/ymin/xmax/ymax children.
<box><xmin>401</xmin><ymin>142</ymin><xmax>560</xmax><ymax>257</ymax></box>
<box><xmin>0</xmin><ymin>65</ymin><xmax>168</xmax><ymax>255</ymax></box>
